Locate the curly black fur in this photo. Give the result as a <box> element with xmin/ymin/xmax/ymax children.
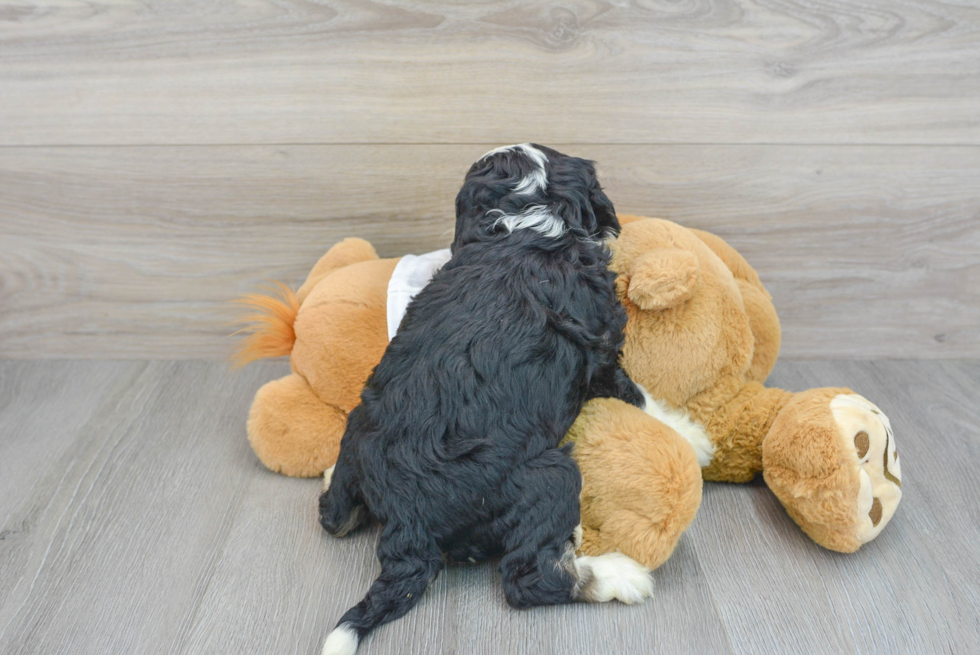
<box><xmin>318</xmin><ymin>144</ymin><xmax>644</xmax><ymax>651</ymax></box>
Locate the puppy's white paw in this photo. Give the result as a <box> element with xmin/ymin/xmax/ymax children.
<box><xmin>323</xmin><ymin>465</ymin><xmax>336</xmax><ymax>492</ymax></box>
<box><xmin>575</xmin><ymin>552</ymin><xmax>654</xmax><ymax>605</ymax></box>
<box><xmin>322</xmin><ymin>623</ymin><xmax>359</xmax><ymax>655</ymax></box>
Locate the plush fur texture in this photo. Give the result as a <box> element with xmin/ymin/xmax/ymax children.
<box><xmin>317</xmin><ymin>145</ymin><xmax>649</xmax><ymax>651</ymax></box>
<box><xmin>574</xmin><ymin>216</ymin><xmax>902</xmax><ymax>556</ymax></box>
<box><xmin>242</xmin><ymin>242</ymin><xmax>392</xmax><ymax>476</ymax></box>
<box><xmin>235</xmin><ymin>214</ymin><xmax>902</xmax><ymax>577</ymax></box>
<box><xmin>764</xmin><ymin>389</ymin><xmax>902</xmax><ymax>552</ymax></box>
<box><xmin>565</xmin><ymin>398</ymin><xmax>702</xmax><ymax>570</ymax></box>
<box><xmin>637</xmin><ymin>384</ymin><xmax>714</xmax><ymax>468</ymax></box>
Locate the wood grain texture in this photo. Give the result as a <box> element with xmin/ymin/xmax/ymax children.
<box><xmin>0</xmin><ymin>361</ymin><xmax>276</xmax><ymax>654</ymax></box>
<box><xmin>0</xmin><ymin>360</ymin><xmax>134</xmax><ymax>527</ymax></box>
<box><xmin>178</xmin><ymin>459</ymin><xmax>733</xmax><ymax>655</ymax></box>
<box><xmin>1</xmin><ymin>360</ymin><xmax>978</xmax><ymax>653</ymax></box>
<box><xmin>2</xmin><ymin>144</ymin><xmax>977</xmax><ymax>359</ymax></box>
<box><xmin>1</xmin><ymin>1</ymin><xmax>978</xmax><ymax>146</ymax></box>
<box><xmin>687</xmin><ymin>359</ymin><xmax>980</xmax><ymax>655</ymax></box>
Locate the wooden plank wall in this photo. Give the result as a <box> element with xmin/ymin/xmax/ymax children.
<box><xmin>1</xmin><ymin>1</ymin><xmax>978</xmax><ymax>359</ymax></box>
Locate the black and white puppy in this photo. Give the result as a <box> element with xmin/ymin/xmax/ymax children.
<box><xmin>318</xmin><ymin>144</ymin><xmax>653</xmax><ymax>655</ymax></box>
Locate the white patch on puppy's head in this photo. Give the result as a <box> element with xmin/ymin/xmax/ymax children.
<box><xmin>480</xmin><ymin>143</ymin><xmax>549</xmax><ymax>195</ymax></box>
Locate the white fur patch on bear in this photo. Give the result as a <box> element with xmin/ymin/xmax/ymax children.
<box><xmin>387</xmin><ymin>249</ymin><xmax>453</xmax><ymax>341</ymax></box>
<box><xmin>637</xmin><ymin>385</ymin><xmax>715</xmax><ymax>468</ymax></box>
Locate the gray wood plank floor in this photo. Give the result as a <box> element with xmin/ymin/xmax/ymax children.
<box><xmin>1</xmin><ymin>359</ymin><xmax>977</xmax><ymax>654</ymax></box>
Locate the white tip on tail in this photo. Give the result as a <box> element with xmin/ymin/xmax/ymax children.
<box><xmin>322</xmin><ymin>623</ymin><xmax>359</xmax><ymax>655</ymax></box>
<box><xmin>637</xmin><ymin>385</ymin><xmax>715</xmax><ymax>468</ymax></box>
<box><xmin>575</xmin><ymin>552</ymin><xmax>654</xmax><ymax>604</ymax></box>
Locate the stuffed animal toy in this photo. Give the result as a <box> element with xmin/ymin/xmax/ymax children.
<box><xmin>568</xmin><ymin>216</ymin><xmax>902</xmax><ymax>562</ymax></box>
<box><xmin>234</xmin><ymin>216</ymin><xmax>901</xmax><ymax>567</ymax></box>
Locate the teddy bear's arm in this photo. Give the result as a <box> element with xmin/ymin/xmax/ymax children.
<box><xmin>688</xmin><ymin>380</ymin><xmax>794</xmax><ymax>483</ymax></box>
<box><xmin>692</xmin><ymin>381</ymin><xmax>904</xmax><ymax>551</ymax></box>
<box><xmin>688</xmin><ymin>229</ymin><xmax>764</xmax><ymax>290</ymax></box>
<box><xmin>689</xmin><ymin>228</ymin><xmax>781</xmax><ymax>383</ymax></box>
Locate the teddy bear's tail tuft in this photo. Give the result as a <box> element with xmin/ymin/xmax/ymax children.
<box><xmin>231</xmin><ymin>281</ymin><xmax>300</xmax><ymax>367</ymax></box>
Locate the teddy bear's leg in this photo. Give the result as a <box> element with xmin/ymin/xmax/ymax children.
<box><xmin>247</xmin><ymin>373</ymin><xmax>348</xmax><ymax>477</ymax></box>
<box><xmin>498</xmin><ymin>447</ymin><xmax>654</xmax><ymax>606</ymax></box>
<box><xmin>568</xmin><ymin>398</ymin><xmax>703</xmax><ymax>570</ymax></box>
<box><xmin>763</xmin><ymin>388</ymin><xmax>902</xmax><ymax>552</ymax></box>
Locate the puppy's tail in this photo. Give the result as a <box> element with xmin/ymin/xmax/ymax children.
<box><xmin>230</xmin><ymin>281</ymin><xmax>300</xmax><ymax>367</ymax></box>
<box><xmin>322</xmin><ymin>550</ymin><xmax>442</xmax><ymax>655</ymax></box>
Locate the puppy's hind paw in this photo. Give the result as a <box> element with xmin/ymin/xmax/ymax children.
<box><xmin>575</xmin><ymin>552</ymin><xmax>654</xmax><ymax>605</ymax></box>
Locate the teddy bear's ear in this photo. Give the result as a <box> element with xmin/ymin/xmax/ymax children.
<box><xmin>626</xmin><ymin>248</ymin><xmax>702</xmax><ymax>311</ymax></box>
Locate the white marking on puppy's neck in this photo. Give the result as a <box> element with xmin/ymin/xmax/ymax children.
<box><xmin>488</xmin><ymin>204</ymin><xmax>565</xmax><ymax>239</ymax></box>
<box><xmin>637</xmin><ymin>385</ymin><xmax>715</xmax><ymax>467</ymax></box>
<box><xmin>480</xmin><ymin>143</ymin><xmax>549</xmax><ymax>195</ymax></box>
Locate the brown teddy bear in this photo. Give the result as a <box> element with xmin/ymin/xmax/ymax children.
<box><xmin>568</xmin><ymin>216</ymin><xmax>902</xmax><ymax>563</ymax></box>
<box><xmin>234</xmin><ymin>216</ymin><xmax>902</xmax><ymax>568</ymax></box>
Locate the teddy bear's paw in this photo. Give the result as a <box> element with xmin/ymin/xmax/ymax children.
<box><xmin>831</xmin><ymin>394</ymin><xmax>902</xmax><ymax>544</ymax></box>
<box><xmin>574</xmin><ymin>552</ymin><xmax>654</xmax><ymax>604</ymax></box>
